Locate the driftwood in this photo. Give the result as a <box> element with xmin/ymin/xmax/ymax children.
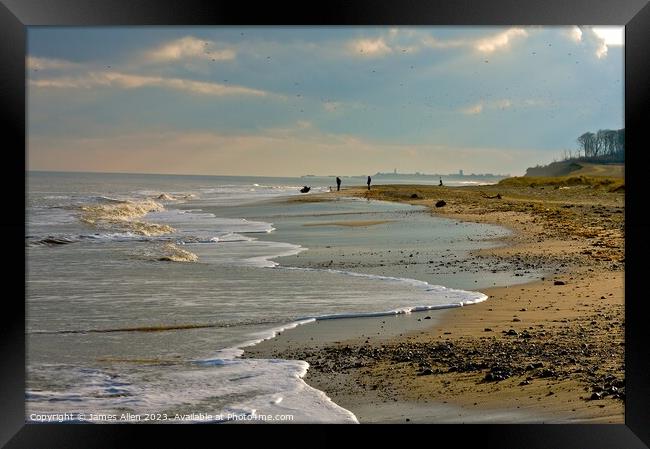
<box><xmin>480</xmin><ymin>192</ymin><xmax>502</xmax><ymax>199</ymax></box>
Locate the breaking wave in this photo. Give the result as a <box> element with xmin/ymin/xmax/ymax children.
<box><xmin>78</xmin><ymin>198</ymin><xmax>175</xmax><ymax>237</ymax></box>
<box><xmin>138</xmin><ymin>242</ymin><xmax>199</xmax><ymax>263</ymax></box>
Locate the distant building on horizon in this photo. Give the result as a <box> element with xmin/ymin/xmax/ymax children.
<box><xmin>459</xmin><ymin>169</ymin><xmax>464</xmax><ymax>176</ymax></box>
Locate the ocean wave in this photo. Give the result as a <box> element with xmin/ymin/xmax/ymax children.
<box><xmin>153</xmin><ymin>192</ymin><xmax>196</xmax><ymax>202</ymax></box>
<box><xmin>27</xmin><ymin>236</ymin><xmax>78</xmax><ymax>247</ymax></box>
<box><xmin>136</xmin><ymin>242</ymin><xmax>198</xmax><ymax>263</ymax></box>
<box><xmin>78</xmin><ymin>198</ymin><xmax>175</xmax><ymax>237</ymax></box>
<box><xmin>43</xmin><ymin>195</ymin><xmax>71</xmax><ymax>200</ymax></box>
<box><xmin>158</xmin><ymin>243</ymin><xmax>199</xmax><ymax>262</ymax></box>
<box><xmin>179</xmin><ymin>232</ymin><xmax>254</xmax><ymax>244</ymax></box>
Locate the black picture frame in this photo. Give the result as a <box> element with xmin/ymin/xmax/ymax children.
<box><xmin>3</xmin><ymin>0</ymin><xmax>649</xmax><ymax>447</ymax></box>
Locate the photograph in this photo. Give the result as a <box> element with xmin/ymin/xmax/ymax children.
<box><xmin>24</xmin><ymin>25</ymin><xmax>628</xmax><ymax>425</ymax></box>
<box><xmin>3</xmin><ymin>0</ymin><xmax>649</xmax><ymax>444</ymax></box>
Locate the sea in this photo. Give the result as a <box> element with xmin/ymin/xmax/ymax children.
<box><xmin>26</xmin><ymin>171</ymin><xmax>536</xmax><ymax>423</ymax></box>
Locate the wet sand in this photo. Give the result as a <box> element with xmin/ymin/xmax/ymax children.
<box><xmin>303</xmin><ymin>220</ymin><xmax>394</xmax><ymax>227</ymax></box>
<box><xmin>246</xmin><ymin>182</ymin><xmax>624</xmax><ymax>423</ymax></box>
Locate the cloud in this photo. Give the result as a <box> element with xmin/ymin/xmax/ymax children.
<box><xmin>567</xmin><ymin>26</ymin><xmax>583</xmax><ymax>43</ymax></box>
<box><xmin>145</xmin><ymin>36</ymin><xmax>236</xmax><ymax>62</ymax></box>
<box><xmin>347</xmin><ymin>38</ymin><xmax>393</xmax><ymax>57</ymax></box>
<box><xmin>27</xmin><ymin>56</ymin><xmax>80</xmax><ymax>71</ymax></box>
<box><xmin>474</xmin><ymin>28</ymin><xmax>528</xmax><ymax>53</ymax></box>
<box><xmin>565</xmin><ymin>26</ymin><xmax>623</xmax><ymax>59</ymax></box>
<box><xmin>30</xmin><ymin>71</ymin><xmax>270</xmax><ymax>97</ymax></box>
<box><xmin>591</xmin><ymin>27</ymin><xmax>624</xmax><ymax>46</ymax></box>
<box><xmin>461</xmin><ymin>103</ymin><xmax>483</xmax><ymax>115</ymax></box>
<box><xmin>460</xmin><ymin>98</ymin><xmax>544</xmax><ymax>115</ymax></box>
<box><xmin>496</xmin><ymin>99</ymin><xmax>512</xmax><ymax>110</ymax></box>
<box><xmin>347</xmin><ymin>27</ymin><xmax>530</xmax><ymax>59</ymax></box>
<box><xmin>594</xmin><ymin>41</ymin><xmax>609</xmax><ymax>59</ymax></box>
<box><xmin>591</xmin><ymin>26</ymin><xmax>624</xmax><ymax>59</ymax></box>
<box><xmin>420</xmin><ymin>36</ymin><xmax>466</xmax><ymax>50</ymax></box>
<box><xmin>323</xmin><ymin>101</ymin><xmax>342</xmax><ymax>112</ymax></box>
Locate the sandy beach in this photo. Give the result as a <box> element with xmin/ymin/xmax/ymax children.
<box><xmin>245</xmin><ymin>180</ymin><xmax>625</xmax><ymax>423</ymax></box>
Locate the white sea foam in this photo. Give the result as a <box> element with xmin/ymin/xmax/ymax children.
<box><xmin>278</xmin><ymin>266</ymin><xmax>487</xmax><ymax>319</ymax></box>
<box><xmin>26</xmin><ymin>356</ymin><xmax>357</xmax><ymax>423</ymax></box>
<box><xmin>78</xmin><ymin>198</ymin><xmax>175</xmax><ymax>236</ymax></box>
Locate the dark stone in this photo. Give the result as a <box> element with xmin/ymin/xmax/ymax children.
<box><xmin>554</xmin><ymin>280</ymin><xmax>566</xmax><ymax>285</ymax></box>
<box><xmin>527</xmin><ymin>362</ymin><xmax>544</xmax><ymax>370</ymax></box>
<box><xmin>410</xmin><ymin>193</ymin><xmax>419</xmax><ymax>199</ymax></box>
<box><xmin>424</xmin><ymin>316</ymin><xmax>432</xmax><ymax>320</ymax></box>
<box><xmin>538</xmin><ymin>368</ymin><xmax>556</xmax><ymax>378</ymax></box>
<box><xmin>435</xmin><ymin>200</ymin><xmax>446</xmax><ymax>208</ymax></box>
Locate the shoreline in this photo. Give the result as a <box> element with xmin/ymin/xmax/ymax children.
<box><xmin>245</xmin><ymin>183</ymin><xmax>624</xmax><ymax>423</ymax></box>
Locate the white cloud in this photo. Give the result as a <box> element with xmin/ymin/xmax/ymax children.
<box><xmin>461</xmin><ymin>103</ymin><xmax>483</xmax><ymax>115</ymax></box>
<box><xmin>27</xmin><ymin>56</ymin><xmax>80</xmax><ymax>71</ymax></box>
<box><xmin>347</xmin><ymin>38</ymin><xmax>393</xmax><ymax>57</ymax></box>
<box><xmin>591</xmin><ymin>26</ymin><xmax>624</xmax><ymax>59</ymax></box>
<box><xmin>567</xmin><ymin>26</ymin><xmax>583</xmax><ymax>42</ymax></box>
<box><xmin>323</xmin><ymin>101</ymin><xmax>342</xmax><ymax>112</ymax></box>
<box><xmin>595</xmin><ymin>41</ymin><xmax>609</xmax><ymax>59</ymax></box>
<box><xmin>592</xmin><ymin>27</ymin><xmax>624</xmax><ymax>46</ymax></box>
<box><xmin>497</xmin><ymin>99</ymin><xmax>512</xmax><ymax>110</ymax></box>
<box><xmin>567</xmin><ymin>27</ymin><xmax>623</xmax><ymax>59</ymax></box>
<box><xmin>30</xmin><ymin>71</ymin><xmax>270</xmax><ymax>97</ymax></box>
<box><xmin>474</xmin><ymin>28</ymin><xmax>528</xmax><ymax>53</ymax></box>
<box><xmin>146</xmin><ymin>36</ymin><xmax>236</xmax><ymax>62</ymax></box>
<box><xmin>344</xmin><ymin>27</ymin><xmax>531</xmax><ymax>60</ymax></box>
<box><xmin>460</xmin><ymin>98</ymin><xmax>545</xmax><ymax>115</ymax></box>
<box><xmin>523</xmin><ymin>98</ymin><xmax>550</xmax><ymax>107</ymax></box>
<box><xmin>420</xmin><ymin>36</ymin><xmax>466</xmax><ymax>50</ymax></box>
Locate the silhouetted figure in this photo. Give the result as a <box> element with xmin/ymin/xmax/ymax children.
<box><xmin>439</xmin><ymin>177</ymin><xmax>443</xmax><ymax>187</ymax></box>
<box><xmin>367</xmin><ymin>176</ymin><xmax>372</xmax><ymax>190</ymax></box>
<box><xmin>336</xmin><ymin>177</ymin><xmax>341</xmax><ymax>191</ymax></box>
<box><xmin>300</xmin><ymin>186</ymin><xmax>311</xmax><ymax>193</ymax></box>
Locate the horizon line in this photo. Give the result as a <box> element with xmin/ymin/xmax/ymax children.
<box><xmin>26</xmin><ymin>169</ymin><xmax>513</xmax><ymax>178</ymax></box>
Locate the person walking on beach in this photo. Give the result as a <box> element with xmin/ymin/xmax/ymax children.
<box><xmin>367</xmin><ymin>176</ymin><xmax>372</xmax><ymax>190</ymax></box>
<box><xmin>336</xmin><ymin>176</ymin><xmax>341</xmax><ymax>191</ymax></box>
<box><xmin>439</xmin><ymin>177</ymin><xmax>443</xmax><ymax>186</ymax></box>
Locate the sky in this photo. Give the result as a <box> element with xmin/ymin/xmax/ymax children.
<box><xmin>27</xmin><ymin>26</ymin><xmax>624</xmax><ymax>177</ymax></box>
